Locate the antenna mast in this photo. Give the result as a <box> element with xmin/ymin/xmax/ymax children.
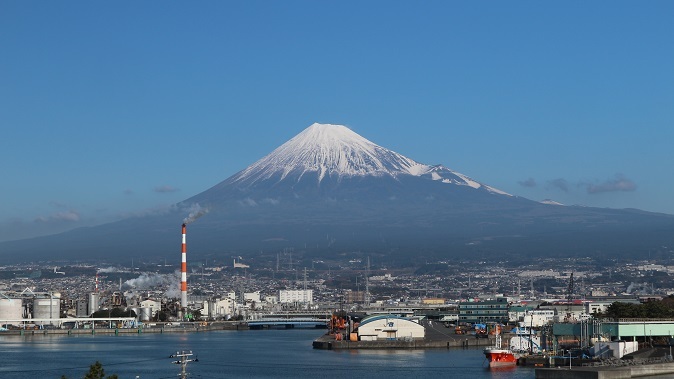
<box><xmin>365</xmin><ymin>256</ymin><xmax>370</xmax><ymax>307</ymax></box>
<box><xmin>170</xmin><ymin>350</ymin><xmax>198</xmax><ymax>379</ymax></box>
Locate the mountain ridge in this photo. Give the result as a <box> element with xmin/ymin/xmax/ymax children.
<box><xmin>200</xmin><ymin>123</ymin><xmax>510</xmax><ymax>202</ymax></box>
<box><xmin>1</xmin><ymin>122</ymin><xmax>673</xmax><ymax>264</ymax></box>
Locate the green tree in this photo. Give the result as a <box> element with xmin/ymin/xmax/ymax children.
<box><xmin>604</xmin><ymin>300</ymin><xmax>674</xmax><ymax>319</ymax></box>
<box><xmin>91</xmin><ymin>308</ymin><xmax>135</xmax><ymax>318</ymax></box>
<box><xmin>154</xmin><ymin>310</ymin><xmax>169</xmax><ymax>322</ymax></box>
<box><xmin>61</xmin><ymin>361</ymin><xmax>118</xmax><ymax>379</ymax></box>
<box><xmin>191</xmin><ymin>309</ymin><xmax>203</xmax><ymax>320</ymax></box>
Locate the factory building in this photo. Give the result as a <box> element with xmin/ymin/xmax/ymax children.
<box><xmin>202</xmin><ymin>297</ymin><xmax>235</xmax><ymax>319</ymax></box>
<box><xmin>140</xmin><ymin>299</ymin><xmax>161</xmax><ymax>318</ymax></box>
<box><xmin>458</xmin><ymin>297</ymin><xmax>509</xmax><ymax>324</ymax></box>
<box><xmin>244</xmin><ymin>291</ymin><xmax>261</xmax><ymax>303</ymax></box>
<box><xmin>75</xmin><ymin>300</ymin><xmax>88</xmax><ymax>317</ymax></box>
<box><xmin>357</xmin><ymin>315</ymin><xmax>425</xmax><ymax>341</ymax></box>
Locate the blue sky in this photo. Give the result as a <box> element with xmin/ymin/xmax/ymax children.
<box><xmin>1</xmin><ymin>1</ymin><xmax>672</xmax><ymax>242</ymax></box>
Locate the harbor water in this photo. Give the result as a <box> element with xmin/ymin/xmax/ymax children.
<box><xmin>0</xmin><ymin>329</ymin><xmax>535</xmax><ymax>378</ymax></box>
<box><xmin>3</xmin><ymin>328</ymin><xmax>670</xmax><ymax>379</ymax></box>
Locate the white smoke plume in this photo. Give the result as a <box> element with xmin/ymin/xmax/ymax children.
<box><xmin>164</xmin><ymin>271</ymin><xmax>182</xmax><ymax>299</ymax></box>
<box><xmin>183</xmin><ymin>203</ymin><xmax>209</xmax><ymax>224</ymax></box>
<box><xmin>97</xmin><ymin>266</ymin><xmax>123</xmax><ymax>273</ymax></box>
<box><xmin>122</xmin><ymin>272</ymin><xmax>173</xmax><ymax>290</ymax></box>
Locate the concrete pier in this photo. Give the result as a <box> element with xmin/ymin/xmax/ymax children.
<box><xmin>0</xmin><ymin>321</ymin><xmax>247</xmax><ymax>336</ymax></box>
<box><xmin>313</xmin><ymin>331</ymin><xmax>496</xmax><ymax>349</ymax></box>
<box><xmin>535</xmin><ymin>361</ymin><xmax>674</xmax><ymax>378</ymax></box>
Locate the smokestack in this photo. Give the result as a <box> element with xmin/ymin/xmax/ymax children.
<box><xmin>181</xmin><ymin>223</ymin><xmax>187</xmax><ymax>309</ymax></box>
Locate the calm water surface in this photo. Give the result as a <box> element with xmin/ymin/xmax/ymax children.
<box><xmin>0</xmin><ymin>329</ymin><xmax>533</xmax><ymax>378</ymax></box>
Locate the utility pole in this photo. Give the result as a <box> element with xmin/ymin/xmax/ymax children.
<box><xmin>365</xmin><ymin>256</ymin><xmax>370</xmax><ymax>307</ymax></box>
<box><xmin>170</xmin><ymin>350</ymin><xmax>198</xmax><ymax>379</ymax></box>
<box><xmin>303</xmin><ymin>267</ymin><xmax>308</xmax><ymax>308</ymax></box>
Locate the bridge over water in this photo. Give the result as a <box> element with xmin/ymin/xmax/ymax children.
<box><xmin>247</xmin><ymin>312</ymin><xmax>330</xmax><ymax>329</ymax></box>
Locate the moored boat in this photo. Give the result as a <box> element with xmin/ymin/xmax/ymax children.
<box><xmin>483</xmin><ymin>327</ymin><xmax>519</xmax><ymax>367</ymax></box>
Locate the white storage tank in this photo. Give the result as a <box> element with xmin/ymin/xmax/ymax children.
<box><xmin>129</xmin><ymin>307</ymin><xmax>141</xmax><ymax>320</ymax></box>
<box><xmin>140</xmin><ymin>307</ymin><xmax>152</xmax><ymax>322</ymax></box>
<box><xmin>33</xmin><ymin>298</ymin><xmax>60</xmax><ymax>321</ymax></box>
<box><xmin>0</xmin><ymin>298</ymin><xmax>23</xmax><ymax>322</ymax></box>
<box><xmin>88</xmin><ymin>293</ymin><xmax>99</xmax><ymax>316</ymax></box>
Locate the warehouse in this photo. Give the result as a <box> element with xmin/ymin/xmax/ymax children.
<box><xmin>357</xmin><ymin>315</ymin><xmax>425</xmax><ymax>341</ymax></box>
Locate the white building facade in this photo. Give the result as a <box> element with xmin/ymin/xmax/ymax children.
<box><xmin>279</xmin><ymin>290</ymin><xmax>313</xmax><ymax>304</ymax></box>
<box><xmin>357</xmin><ymin>315</ymin><xmax>425</xmax><ymax>341</ymax></box>
<box><xmin>520</xmin><ymin>309</ymin><xmax>555</xmax><ymax>327</ymax></box>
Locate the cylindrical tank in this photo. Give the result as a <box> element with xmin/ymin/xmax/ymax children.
<box><xmin>0</xmin><ymin>298</ymin><xmax>23</xmax><ymax>321</ymax></box>
<box><xmin>88</xmin><ymin>293</ymin><xmax>99</xmax><ymax>315</ymax></box>
<box><xmin>33</xmin><ymin>298</ymin><xmax>60</xmax><ymax>320</ymax></box>
<box><xmin>206</xmin><ymin>300</ymin><xmax>214</xmax><ymax>319</ymax></box>
<box><xmin>129</xmin><ymin>307</ymin><xmax>141</xmax><ymax>320</ymax></box>
<box><xmin>139</xmin><ymin>307</ymin><xmax>152</xmax><ymax>322</ymax></box>
<box><xmin>140</xmin><ymin>307</ymin><xmax>152</xmax><ymax>322</ymax></box>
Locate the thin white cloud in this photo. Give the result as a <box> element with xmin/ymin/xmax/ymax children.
<box><xmin>116</xmin><ymin>204</ymin><xmax>176</xmax><ymax>219</ymax></box>
<box><xmin>518</xmin><ymin>178</ymin><xmax>537</xmax><ymax>188</ymax></box>
<box><xmin>154</xmin><ymin>185</ymin><xmax>179</xmax><ymax>193</ymax></box>
<box><xmin>584</xmin><ymin>174</ymin><xmax>637</xmax><ymax>194</ymax></box>
<box><xmin>239</xmin><ymin>198</ymin><xmax>258</xmax><ymax>207</ymax></box>
<box><xmin>546</xmin><ymin>178</ymin><xmax>569</xmax><ymax>193</ymax></box>
<box><xmin>48</xmin><ymin>201</ymin><xmax>69</xmax><ymax>209</ymax></box>
<box><xmin>34</xmin><ymin>210</ymin><xmax>80</xmax><ymax>223</ymax></box>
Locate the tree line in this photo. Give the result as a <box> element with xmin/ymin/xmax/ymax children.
<box><xmin>598</xmin><ymin>295</ymin><xmax>674</xmax><ymax>319</ymax></box>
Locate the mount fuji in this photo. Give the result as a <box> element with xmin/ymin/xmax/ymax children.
<box><xmin>2</xmin><ymin>123</ymin><xmax>674</xmax><ymax>264</ymax></box>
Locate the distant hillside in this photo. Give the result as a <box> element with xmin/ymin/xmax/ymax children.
<box><xmin>1</xmin><ymin>123</ymin><xmax>673</xmax><ymax>264</ymax></box>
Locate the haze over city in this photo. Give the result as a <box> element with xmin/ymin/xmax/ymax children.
<box><xmin>1</xmin><ymin>1</ymin><xmax>673</xmax><ymax>243</ymax></box>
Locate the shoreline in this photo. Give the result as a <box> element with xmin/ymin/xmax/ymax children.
<box><xmin>0</xmin><ymin>321</ymin><xmax>249</xmax><ymax>336</ymax></box>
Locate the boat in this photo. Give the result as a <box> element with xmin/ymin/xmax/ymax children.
<box><xmin>483</xmin><ymin>326</ymin><xmax>519</xmax><ymax>367</ymax></box>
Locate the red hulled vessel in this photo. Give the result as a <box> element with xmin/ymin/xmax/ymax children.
<box><xmin>483</xmin><ymin>329</ymin><xmax>519</xmax><ymax>367</ymax></box>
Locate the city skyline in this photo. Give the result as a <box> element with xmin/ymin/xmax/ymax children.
<box><xmin>2</xmin><ymin>1</ymin><xmax>673</xmax><ymax>242</ymax></box>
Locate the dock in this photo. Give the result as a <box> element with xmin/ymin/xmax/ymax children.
<box><xmin>313</xmin><ymin>320</ymin><xmax>496</xmax><ymax>349</ymax></box>
<box><xmin>0</xmin><ymin>321</ymin><xmax>248</xmax><ymax>336</ymax></box>
<box><xmin>535</xmin><ymin>361</ymin><xmax>674</xmax><ymax>379</ymax></box>
<box><xmin>534</xmin><ymin>347</ymin><xmax>674</xmax><ymax>378</ymax></box>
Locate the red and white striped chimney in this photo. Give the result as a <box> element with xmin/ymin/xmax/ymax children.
<box><xmin>181</xmin><ymin>223</ymin><xmax>187</xmax><ymax>309</ymax></box>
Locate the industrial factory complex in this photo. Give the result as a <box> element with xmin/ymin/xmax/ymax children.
<box><xmin>2</xmin><ymin>220</ymin><xmax>674</xmax><ymax>379</ymax></box>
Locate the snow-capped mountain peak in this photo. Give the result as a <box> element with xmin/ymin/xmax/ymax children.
<box><xmin>232</xmin><ymin>123</ymin><xmax>421</xmax><ymax>183</ymax></box>
<box><xmin>229</xmin><ymin>123</ymin><xmax>510</xmax><ymax>196</ymax></box>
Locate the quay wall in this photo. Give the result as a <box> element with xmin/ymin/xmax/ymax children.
<box><xmin>535</xmin><ymin>362</ymin><xmax>674</xmax><ymax>379</ymax></box>
<box><xmin>0</xmin><ymin>321</ymin><xmax>247</xmax><ymax>336</ymax></box>
<box><xmin>312</xmin><ymin>334</ymin><xmax>495</xmax><ymax>350</ymax></box>
<box><xmin>535</xmin><ymin>368</ymin><xmax>631</xmax><ymax>379</ymax></box>
<box><xmin>631</xmin><ymin>362</ymin><xmax>674</xmax><ymax>377</ymax></box>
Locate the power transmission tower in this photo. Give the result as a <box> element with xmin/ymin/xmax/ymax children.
<box><xmin>566</xmin><ymin>272</ymin><xmax>575</xmax><ymax>320</ymax></box>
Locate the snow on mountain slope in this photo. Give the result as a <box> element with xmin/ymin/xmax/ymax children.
<box><xmin>229</xmin><ymin>123</ymin><xmax>510</xmax><ymax>196</ymax></box>
<box><xmin>541</xmin><ymin>199</ymin><xmax>564</xmax><ymax>206</ymax></box>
